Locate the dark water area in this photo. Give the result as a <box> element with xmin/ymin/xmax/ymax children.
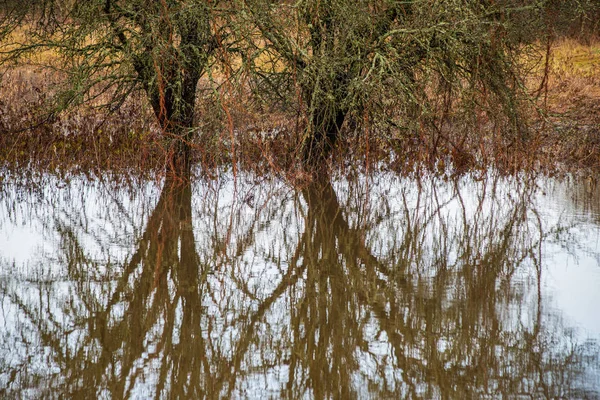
<box><xmin>0</xmin><ymin>170</ymin><xmax>599</xmax><ymax>399</ymax></box>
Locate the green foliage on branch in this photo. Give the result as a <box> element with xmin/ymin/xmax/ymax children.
<box><xmin>1</xmin><ymin>0</ymin><xmax>237</xmax><ymax>173</ymax></box>
<box><xmin>241</xmin><ymin>0</ymin><xmax>552</xmax><ymax>165</ymax></box>
<box><xmin>1</xmin><ymin>0</ymin><xmax>595</xmax><ymax>170</ymax></box>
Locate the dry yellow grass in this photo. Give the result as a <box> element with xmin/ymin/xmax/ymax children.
<box><xmin>552</xmin><ymin>38</ymin><xmax>600</xmax><ymax>75</ymax></box>
<box><xmin>529</xmin><ymin>38</ymin><xmax>600</xmax><ymax>171</ymax></box>
<box><xmin>1</xmin><ymin>23</ymin><xmax>61</xmax><ymax>65</ymax></box>
<box><xmin>546</xmin><ymin>38</ymin><xmax>600</xmax><ymax>115</ymax></box>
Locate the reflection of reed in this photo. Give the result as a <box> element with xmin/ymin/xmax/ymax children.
<box><xmin>556</xmin><ymin>176</ymin><xmax>600</xmax><ymax>222</ymax></box>
<box><xmin>0</xmin><ymin>173</ymin><xmax>598</xmax><ymax>398</ymax></box>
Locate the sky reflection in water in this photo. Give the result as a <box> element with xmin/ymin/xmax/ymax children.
<box><xmin>0</xmin><ymin>171</ymin><xmax>599</xmax><ymax>399</ymax></box>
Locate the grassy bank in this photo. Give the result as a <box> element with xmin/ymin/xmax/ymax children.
<box><xmin>0</xmin><ymin>39</ymin><xmax>599</xmax><ymax>180</ymax></box>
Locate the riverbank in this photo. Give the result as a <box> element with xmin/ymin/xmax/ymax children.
<box><xmin>0</xmin><ymin>39</ymin><xmax>599</xmax><ymax>180</ymax></box>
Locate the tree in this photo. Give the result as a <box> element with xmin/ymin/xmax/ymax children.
<box><xmin>1</xmin><ymin>0</ymin><xmax>233</xmax><ymax>174</ymax></box>
<box><xmin>0</xmin><ymin>1</ymin><xmax>568</xmax><ymax>172</ymax></box>
<box><xmin>243</xmin><ymin>0</ymin><xmax>539</xmax><ymax>167</ymax></box>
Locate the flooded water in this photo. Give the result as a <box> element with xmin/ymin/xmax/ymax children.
<box><xmin>0</xmin><ymin>171</ymin><xmax>599</xmax><ymax>399</ymax></box>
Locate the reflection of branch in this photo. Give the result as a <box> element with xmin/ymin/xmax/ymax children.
<box><xmin>218</xmin><ymin>246</ymin><xmax>306</xmax><ymax>398</ymax></box>
<box><xmin>292</xmin><ymin>174</ymin><xmax>579</xmax><ymax>397</ymax></box>
<box><xmin>1</xmin><ymin>176</ymin><xmax>209</xmax><ymax>397</ymax></box>
<box><xmin>2</xmin><ymin>173</ymin><xmax>599</xmax><ymax>398</ymax></box>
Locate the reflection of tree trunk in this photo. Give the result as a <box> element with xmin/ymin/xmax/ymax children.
<box><xmin>293</xmin><ymin>176</ymin><xmax>512</xmax><ymax>398</ymax></box>
<box><xmin>294</xmin><ymin>178</ymin><xmax>539</xmax><ymax>399</ymax></box>
<box><xmin>158</xmin><ymin>176</ymin><xmax>207</xmax><ymax>397</ymax></box>
<box><xmin>75</xmin><ymin>173</ymin><xmax>205</xmax><ymax>398</ymax></box>
<box><xmin>77</xmin><ymin>174</ymin><xmax>303</xmax><ymax>399</ymax></box>
<box><xmin>292</xmin><ymin>175</ymin><xmax>394</xmax><ymax>398</ymax></box>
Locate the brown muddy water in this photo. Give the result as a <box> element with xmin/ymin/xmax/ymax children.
<box><xmin>0</xmin><ymin>170</ymin><xmax>599</xmax><ymax>399</ymax></box>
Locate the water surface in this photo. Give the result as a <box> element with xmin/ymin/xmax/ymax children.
<box><xmin>0</xmin><ymin>171</ymin><xmax>599</xmax><ymax>399</ymax></box>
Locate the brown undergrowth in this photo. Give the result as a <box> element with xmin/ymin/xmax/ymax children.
<box><xmin>1</xmin><ymin>38</ymin><xmax>600</xmax><ymax>182</ymax></box>
<box><xmin>0</xmin><ymin>68</ymin><xmax>166</xmax><ymax>179</ymax></box>
<box><xmin>537</xmin><ymin>38</ymin><xmax>600</xmax><ymax>171</ymax></box>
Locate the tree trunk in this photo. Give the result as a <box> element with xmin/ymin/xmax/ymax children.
<box><xmin>168</xmin><ymin>131</ymin><xmax>192</xmax><ymax>177</ymax></box>
<box><xmin>302</xmin><ymin>107</ymin><xmax>346</xmax><ymax>168</ymax></box>
<box><xmin>148</xmin><ymin>78</ymin><xmax>197</xmax><ymax>178</ymax></box>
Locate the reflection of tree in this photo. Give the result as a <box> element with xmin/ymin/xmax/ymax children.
<box><xmin>0</xmin><ymin>173</ymin><xmax>599</xmax><ymax>399</ymax></box>
<box><xmin>0</xmin><ymin>175</ymin><xmax>306</xmax><ymax>398</ymax></box>
<box><xmin>282</xmin><ymin>175</ymin><xmax>599</xmax><ymax>399</ymax></box>
<box><xmin>561</xmin><ymin>176</ymin><xmax>600</xmax><ymax>220</ymax></box>
<box><xmin>1</xmin><ymin>176</ymin><xmax>206</xmax><ymax>397</ymax></box>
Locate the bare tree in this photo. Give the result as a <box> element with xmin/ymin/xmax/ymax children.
<box><xmin>241</xmin><ymin>0</ymin><xmax>544</xmax><ymax>167</ymax></box>
<box><xmin>0</xmin><ymin>0</ymin><xmax>235</xmax><ymax>174</ymax></box>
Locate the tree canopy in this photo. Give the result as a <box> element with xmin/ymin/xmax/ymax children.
<box><xmin>1</xmin><ymin>0</ymin><xmax>236</xmax><ymax>173</ymax></box>
<box><xmin>243</xmin><ymin>0</ymin><xmax>540</xmax><ymax>165</ymax></box>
